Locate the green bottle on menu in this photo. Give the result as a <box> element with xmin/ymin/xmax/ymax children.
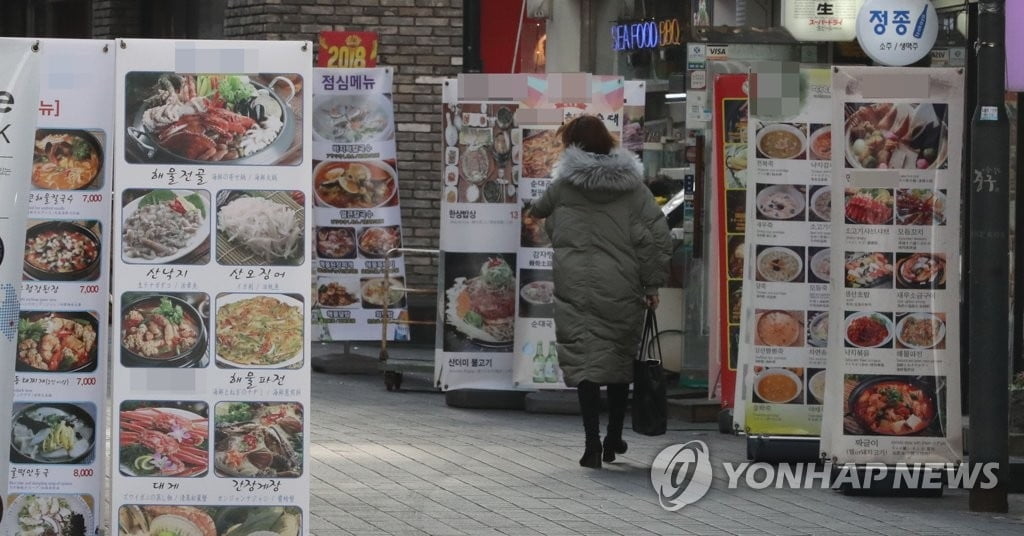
<box><xmin>543</xmin><ymin>341</ymin><xmax>559</xmax><ymax>383</ymax></box>
<box><xmin>532</xmin><ymin>342</ymin><xmax>546</xmax><ymax>384</ymax></box>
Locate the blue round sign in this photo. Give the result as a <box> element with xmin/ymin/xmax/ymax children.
<box><xmin>856</xmin><ymin>0</ymin><xmax>938</xmax><ymax>66</ymax></box>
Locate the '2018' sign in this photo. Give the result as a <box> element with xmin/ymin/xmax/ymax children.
<box><xmin>611</xmin><ymin>19</ymin><xmax>682</xmax><ymax>51</ymax></box>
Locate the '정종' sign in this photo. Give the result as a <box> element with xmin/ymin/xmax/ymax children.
<box><xmin>856</xmin><ymin>0</ymin><xmax>938</xmax><ymax>66</ymax></box>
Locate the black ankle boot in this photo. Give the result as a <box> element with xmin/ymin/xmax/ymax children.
<box><xmin>579</xmin><ymin>439</ymin><xmax>602</xmax><ymax>468</ymax></box>
<box><xmin>602</xmin><ymin>437</ymin><xmax>627</xmax><ymax>463</ymax></box>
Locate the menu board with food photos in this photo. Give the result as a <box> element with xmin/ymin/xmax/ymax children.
<box><xmin>733</xmin><ymin>67</ymin><xmax>833</xmax><ymax>437</ymax></box>
<box><xmin>713</xmin><ymin>73</ymin><xmax>748</xmax><ymax>413</ymax></box>
<box><xmin>111</xmin><ymin>39</ymin><xmax>312</xmax><ymax>535</ymax></box>
<box><xmin>0</xmin><ymin>37</ymin><xmax>40</xmax><ymax>533</ymax></box>
<box><xmin>2</xmin><ymin>39</ymin><xmax>111</xmax><ymax>536</ymax></box>
<box><xmin>309</xmin><ymin>68</ymin><xmax>408</xmax><ymax>342</ymax></box>
<box><xmin>438</xmin><ymin>74</ymin><xmax>643</xmax><ymax>391</ymax></box>
<box><xmin>821</xmin><ymin>67</ymin><xmax>964</xmax><ymax>464</ymax></box>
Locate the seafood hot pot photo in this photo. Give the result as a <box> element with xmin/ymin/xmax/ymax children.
<box><xmin>124</xmin><ymin>72</ymin><xmax>302</xmax><ymax>166</ymax></box>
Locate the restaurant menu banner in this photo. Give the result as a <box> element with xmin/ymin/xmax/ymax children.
<box><xmin>3</xmin><ymin>39</ymin><xmax>111</xmax><ymax>536</ymax></box>
<box><xmin>511</xmin><ymin>80</ymin><xmax>643</xmax><ymax>390</ymax></box>
<box><xmin>112</xmin><ymin>39</ymin><xmax>312</xmax><ymax>535</ymax></box>
<box><xmin>309</xmin><ymin>68</ymin><xmax>408</xmax><ymax>342</ymax></box>
<box><xmin>0</xmin><ymin>38</ymin><xmax>40</xmax><ymax>531</ymax></box>
<box><xmin>437</xmin><ymin>74</ymin><xmax>639</xmax><ymax>391</ymax></box>
<box><xmin>821</xmin><ymin>67</ymin><xmax>964</xmax><ymax>464</ymax></box>
<box><xmin>437</xmin><ymin>80</ymin><xmax>522</xmax><ymax>391</ymax></box>
<box><xmin>733</xmin><ymin>67</ymin><xmax>833</xmax><ymax>436</ymax></box>
<box><xmin>712</xmin><ymin>73</ymin><xmax>748</xmax><ymax>411</ymax></box>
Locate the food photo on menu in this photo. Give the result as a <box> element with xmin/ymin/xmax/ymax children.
<box><xmin>32</xmin><ymin>128</ymin><xmax>105</xmax><ymax>190</ymax></box>
<box><xmin>520</xmin><ymin>199</ymin><xmax>551</xmax><ymax>248</ymax></box>
<box><xmin>755</xmin><ymin>245</ymin><xmax>805</xmax><ymax>284</ymax></box>
<box><xmin>1</xmin><ymin>494</ymin><xmax>95</xmax><ymax>535</ymax></box>
<box><xmin>895</xmin><ymin>312</ymin><xmax>948</xmax><ymax>351</ymax></box>
<box><xmin>117</xmin><ymin>504</ymin><xmax>302</xmax><ymax>536</ymax></box>
<box><xmin>756</xmin><ymin>183</ymin><xmax>806</xmax><ymax>221</ymax></box>
<box><xmin>213</xmin><ymin>401</ymin><xmax>303</xmax><ymax>478</ymax></box>
<box><xmin>123</xmin><ymin>72</ymin><xmax>304</xmax><ymax>166</ymax></box>
<box><xmin>443</xmin><ymin>102</ymin><xmax>519</xmax><ymax>204</ymax></box>
<box><xmin>314</xmin><ymin>226</ymin><xmax>357</xmax><ymax>260</ymax></box>
<box><xmin>755</xmin><ymin>122</ymin><xmax>808</xmax><ymax>160</ymax></box>
<box><xmin>215</xmin><ymin>293</ymin><xmax>304</xmax><ymax>369</ymax></box>
<box><xmin>808</xmin><ymin>185</ymin><xmax>831</xmax><ymax>222</ymax></box>
<box><xmin>443</xmin><ymin>252</ymin><xmax>516</xmax><ymax>353</ymax></box>
<box><xmin>807</xmin><ymin>247</ymin><xmax>830</xmax><ymax>284</ymax></box>
<box><xmin>23</xmin><ymin>220</ymin><xmax>102</xmax><ymax>281</ymax></box>
<box><xmin>356</xmin><ymin>225</ymin><xmax>403</xmax><ymax>259</ymax></box>
<box><xmin>844</xmin><ymin>311</ymin><xmax>895</xmax><ymax>349</ymax></box>
<box><xmin>10</xmin><ymin>402</ymin><xmax>97</xmax><ymax>465</ymax></box>
<box><xmin>120</xmin><ymin>291</ymin><xmax>210</xmax><ymax>368</ymax></box>
<box><xmin>313</xmin><ymin>159</ymin><xmax>399</xmax><ymax>209</ymax></box>
<box><xmin>313</xmin><ymin>91</ymin><xmax>394</xmax><ymax>143</ymax></box>
<box><xmin>895</xmin><ymin>252</ymin><xmax>946</xmax><ymax>289</ymax></box>
<box><xmin>314</xmin><ymin>277</ymin><xmax>361</xmax><ymax>309</ymax></box>
<box><xmin>843</xmin><ymin>374</ymin><xmax>946</xmax><ymax>437</ymax></box>
<box><xmin>896</xmin><ymin>188</ymin><xmax>947</xmax><ymax>226</ymax></box>
<box><xmin>753</xmin><ymin>310</ymin><xmax>805</xmax><ymax>348</ymax></box>
<box><xmin>215</xmin><ymin>190</ymin><xmax>304</xmax><ymax>266</ymax></box>
<box><xmin>808</xmin><ymin>124</ymin><xmax>831</xmax><ymax>161</ymax></box>
<box><xmin>844</xmin><ymin>102</ymin><xmax>948</xmax><ymax>169</ymax></box>
<box><xmin>17</xmin><ymin>310</ymin><xmax>99</xmax><ymax>373</ymax></box>
<box><xmin>521</xmin><ymin>128</ymin><xmax>561</xmax><ymax>179</ymax></box>
<box><xmin>121</xmin><ymin>189</ymin><xmax>211</xmax><ymax>265</ymax></box>
<box><xmin>118</xmin><ymin>400</ymin><xmax>209</xmax><ymax>478</ymax></box>
<box><xmin>844</xmin><ymin>251</ymin><xmax>894</xmax><ymax>289</ymax></box>
<box><xmin>806</xmin><ymin>311</ymin><xmax>828</xmax><ymax>348</ymax></box>
<box><xmin>751</xmin><ymin>367</ymin><xmax>806</xmax><ymax>405</ymax></box>
<box><xmin>844</xmin><ymin>188</ymin><xmax>893</xmax><ymax>225</ymax></box>
<box><xmin>518</xmin><ymin>269</ymin><xmax>554</xmax><ymax>319</ymax></box>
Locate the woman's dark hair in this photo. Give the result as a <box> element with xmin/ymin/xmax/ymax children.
<box><xmin>556</xmin><ymin>115</ymin><xmax>616</xmax><ymax>155</ymax></box>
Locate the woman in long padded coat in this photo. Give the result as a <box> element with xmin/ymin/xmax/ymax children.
<box><xmin>530</xmin><ymin>115</ymin><xmax>672</xmax><ymax>468</ymax></box>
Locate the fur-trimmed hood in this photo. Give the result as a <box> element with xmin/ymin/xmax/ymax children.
<box><xmin>552</xmin><ymin>146</ymin><xmax>643</xmax><ymax>193</ymax></box>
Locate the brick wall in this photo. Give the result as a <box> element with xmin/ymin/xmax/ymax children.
<box><xmin>91</xmin><ymin>0</ymin><xmax>142</xmax><ymax>39</ymax></box>
<box><xmin>225</xmin><ymin>0</ymin><xmax>463</xmax><ymax>294</ymax></box>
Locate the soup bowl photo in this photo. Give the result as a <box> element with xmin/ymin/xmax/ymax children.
<box><xmin>756</xmin><ymin>124</ymin><xmax>807</xmax><ymax>160</ymax></box>
<box><xmin>754</xmin><ymin>368</ymin><xmax>803</xmax><ymax>404</ymax></box>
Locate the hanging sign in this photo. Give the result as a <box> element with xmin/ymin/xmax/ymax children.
<box><xmin>0</xmin><ymin>37</ymin><xmax>40</xmax><ymax>532</ymax></box>
<box><xmin>317</xmin><ymin>31</ymin><xmax>379</xmax><ymax>68</ymax></box>
<box><xmin>783</xmin><ymin>0</ymin><xmax>864</xmax><ymax>41</ymax></box>
<box><xmin>112</xmin><ymin>39</ymin><xmax>312</xmax><ymax>534</ymax></box>
<box><xmin>856</xmin><ymin>0</ymin><xmax>938</xmax><ymax>66</ymax></box>
<box><xmin>821</xmin><ymin>66</ymin><xmax>964</xmax><ymax>465</ymax></box>
<box><xmin>2</xmin><ymin>39</ymin><xmax>113</xmax><ymax>536</ymax></box>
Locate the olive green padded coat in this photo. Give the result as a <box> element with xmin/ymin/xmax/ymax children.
<box><xmin>531</xmin><ymin>146</ymin><xmax>672</xmax><ymax>386</ymax></box>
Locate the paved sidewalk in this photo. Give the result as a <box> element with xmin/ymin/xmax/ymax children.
<box><xmin>308</xmin><ymin>351</ymin><xmax>1024</xmax><ymax>536</ymax></box>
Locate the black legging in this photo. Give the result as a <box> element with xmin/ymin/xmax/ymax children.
<box><xmin>577</xmin><ymin>380</ymin><xmax>629</xmax><ymax>444</ymax></box>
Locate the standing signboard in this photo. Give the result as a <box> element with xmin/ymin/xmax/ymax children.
<box><xmin>732</xmin><ymin>67</ymin><xmax>834</xmax><ymax>437</ymax></box>
<box><xmin>309</xmin><ymin>68</ymin><xmax>408</xmax><ymax>342</ymax></box>
<box><xmin>317</xmin><ymin>32</ymin><xmax>379</xmax><ymax>68</ymax></box>
<box><xmin>437</xmin><ymin>74</ymin><xmax>642</xmax><ymax>391</ymax></box>
<box><xmin>0</xmin><ymin>37</ymin><xmax>40</xmax><ymax>532</ymax></box>
<box><xmin>3</xmin><ymin>39</ymin><xmax>112</xmax><ymax>536</ymax></box>
<box><xmin>112</xmin><ymin>39</ymin><xmax>312</xmax><ymax>534</ymax></box>
<box><xmin>712</xmin><ymin>73</ymin><xmax>748</xmax><ymax>414</ymax></box>
<box><xmin>821</xmin><ymin>66</ymin><xmax>964</xmax><ymax>464</ymax></box>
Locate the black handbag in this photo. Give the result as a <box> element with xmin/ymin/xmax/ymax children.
<box><xmin>632</xmin><ymin>308</ymin><xmax>667</xmax><ymax>436</ymax></box>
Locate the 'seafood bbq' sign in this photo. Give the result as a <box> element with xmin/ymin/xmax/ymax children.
<box><xmin>611</xmin><ymin>18</ymin><xmax>683</xmax><ymax>51</ymax></box>
<box><xmin>317</xmin><ymin>31</ymin><xmax>379</xmax><ymax>68</ymax></box>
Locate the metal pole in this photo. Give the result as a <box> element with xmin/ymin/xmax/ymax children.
<box><xmin>462</xmin><ymin>0</ymin><xmax>483</xmax><ymax>73</ymax></box>
<box><xmin>968</xmin><ymin>0</ymin><xmax>1010</xmax><ymax>514</ymax></box>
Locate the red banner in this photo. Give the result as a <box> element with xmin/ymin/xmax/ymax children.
<box><xmin>317</xmin><ymin>31</ymin><xmax>379</xmax><ymax>68</ymax></box>
<box><xmin>713</xmin><ymin>74</ymin><xmax>748</xmax><ymax>410</ymax></box>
